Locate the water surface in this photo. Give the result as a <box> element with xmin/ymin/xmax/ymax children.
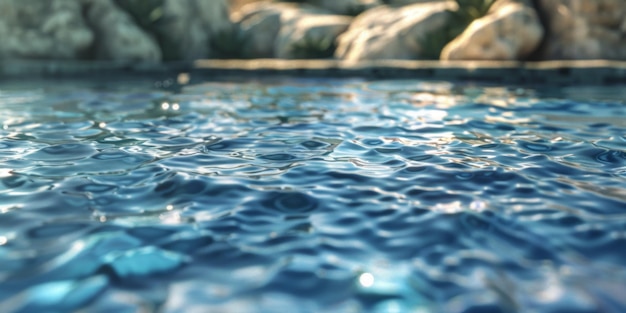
<box><xmin>0</xmin><ymin>77</ymin><xmax>625</xmax><ymax>313</ymax></box>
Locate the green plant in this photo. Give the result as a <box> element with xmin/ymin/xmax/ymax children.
<box><xmin>455</xmin><ymin>0</ymin><xmax>496</xmax><ymax>22</ymax></box>
<box><xmin>418</xmin><ymin>0</ymin><xmax>496</xmax><ymax>59</ymax></box>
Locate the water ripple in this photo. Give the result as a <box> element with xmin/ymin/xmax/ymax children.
<box><xmin>0</xmin><ymin>79</ymin><xmax>625</xmax><ymax>313</ymax></box>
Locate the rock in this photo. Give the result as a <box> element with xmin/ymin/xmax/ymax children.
<box><xmin>83</xmin><ymin>0</ymin><xmax>161</xmax><ymax>61</ymax></box>
<box><xmin>335</xmin><ymin>1</ymin><xmax>457</xmax><ymax>61</ymax></box>
<box><xmin>0</xmin><ymin>0</ymin><xmax>94</xmax><ymax>59</ymax></box>
<box><xmin>152</xmin><ymin>0</ymin><xmax>233</xmax><ymax>60</ymax></box>
<box><xmin>275</xmin><ymin>14</ymin><xmax>352</xmax><ymax>59</ymax></box>
<box><xmin>384</xmin><ymin>0</ymin><xmax>448</xmax><ymax>5</ymax></box>
<box><xmin>537</xmin><ymin>0</ymin><xmax>626</xmax><ymax>60</ymax></box>
<box><xmin>233</xmin><ymin>2</ymin><xmax>329</xmax><ymax>58</ymax></box>
<box><xmin>301</xmin><ymin>0</ymin><xmax>381</xmax><ymax>15</ymax></box>
<box><xmin>441</xmin><ymin>1</ymin><xmax>544</xmax><ymax>60</ymax></box>
<box><xmin>487</xmin><ymin>0</ymin><xmax>532</xmax><ymax>10</ymax></box>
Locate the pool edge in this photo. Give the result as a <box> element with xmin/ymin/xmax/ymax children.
<box><xmin>2</xmin><ymin>59</ymin><xmax>626</xmax><ymax>85</ymax></box>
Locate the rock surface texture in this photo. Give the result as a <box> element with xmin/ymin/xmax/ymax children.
<box><xmin>83</xmin><ymin>0</ymin><xmax>161</xmax><ymax>61</ymax></box>
<box><xmin>538</xmin><ymin>0</ymin><xmax>626</xmax><ymax>60</ymax></box>
<box><xmin>335</xmin><ymin>1</ymin><xmax>457</xmax><ymax>61</ymax></box>
<box><xmin>153</xmin><ymin>0</ymin><xmax>232</xmax><ymax>60</ymax></box>
<box><xmin>275</xmin><ymin>14</ymin><xmax>352</xmax><ymax>59</ymax></box>
<box><xmin>441</xmin><ymin>0</ymin><xmax>544</xmax><ymax>60</ymax></box>
<box><xmin>0</xmin><ymin>0</ymin><xmax>93</xmax><ymax>59</ymax></box>
<box><xmin>233</xmin><ymin>2</ymin><xmax>329</xmax><ymax>58</ymax></box>
<box><xmin>0</xmin><ymin>0</ymin><xmax>625</xmax><ymax>61</ymax></box>
<box><xmin>384</xmin><ymin>0</ymin><xmax>448</xmax><ymax>5</ymax></box>
<box><xmin>302</xmin><ymin>0</ymin><xmax>381</xmax><ymax>15</ymax></box>
<box><xmin>233</xmin><ymin>2</ymin><xmax>294</xmax><ymax>58</ymax></box>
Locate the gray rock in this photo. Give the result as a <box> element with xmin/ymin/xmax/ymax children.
<box><xmin>384</xmin><ymin>0</ymin><xmax>448</xmax><ymax>5</ymax></box>
<box><xmin>0</xmin><ymin>0</ymin><xmax>93</xmax><ymax>59</ymax></box>
<box><xmin>537</xmin><ymin>0</ymin><xmax>626</xmax><ymax>60</ymax></box>
<box><xmin>232</xmin><ymin>2</ymin><xmax>288</xmax><ymax>58</ymax></box>
<box><xmin>275</xmin><ymin>14</ymin><xmax>352</xmax><ymax>59</ymax></box>
<box><xmin>154</xmin><ymin>0</ymin><xmax>232</xmax><ymax>60</ymax></box>
<box><xmin>335</xmin><ymin>1</ymin><xmax>457</xmax><ymax>60</ymax></box>
<box><xmin>83</xmin><ymin>0</ymin><xmax>161</xmax><ymax>61</ymax></box>
<box><xmin>303</xmin><ymin>0</ymin><xmax>381</xmax><ymax>15</ymax></box>
<box><xmin>233</xmin><ymin>2</ymin><xmax>329</xmax><ymax>58</ymax></box>
<box><xmin>441</xmin><ymin>1</ymin><xmax>544</xmax><ymax>60</ymax></box>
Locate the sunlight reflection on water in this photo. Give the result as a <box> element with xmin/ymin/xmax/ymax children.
<box><xmin>0</xmin><ymin>77</ymin><xmax>625</xmax><ymax>312</ymax></box>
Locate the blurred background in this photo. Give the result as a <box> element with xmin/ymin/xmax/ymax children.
<box><xmin>0</xmin><ymin>0</ymin><xmax>624</xmax><ymax>62</ymax></box>
<box><xmin>232</xmin><ymin>0</ymin><xmax>261</xmax><ymax>10</ymax></box>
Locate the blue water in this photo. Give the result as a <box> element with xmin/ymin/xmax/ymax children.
<box><xmin>0</xmin><ymin>77</ymin><xmax>625</xmax><ymax>313</ymax></box>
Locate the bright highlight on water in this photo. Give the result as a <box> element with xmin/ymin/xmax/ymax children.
<box><xmin>359</xmin><ymin>273</ymin><xmax>374</xmax><ymax>288</ymax></box>
<box><xmin>0</xmin><ymin>78</ymin><xmax>625</xmax><ymax>313</ymax></box>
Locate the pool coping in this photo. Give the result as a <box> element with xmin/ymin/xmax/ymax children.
<box><xmin>2</xmin><ymin>59</ymin><xmax>626</xmax><ymax>85</ymax></box>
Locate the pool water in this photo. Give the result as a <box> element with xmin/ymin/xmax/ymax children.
<box><xmin>0</xmin><ymin>77</ymin><xmax>625</xmax><ymax>313</ymax></box>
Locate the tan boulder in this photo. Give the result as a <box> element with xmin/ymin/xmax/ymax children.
<box><xmin>537</xmin><ymin>0</ymin><xmax>626</xmax><ymax>60</ymax></box>
<box><xmin>441</xmin><ymin>1</ymin><xmax>544</xmax><ymax>60</ymax></box>
<box><xmin>334</xmin><ymin>1</ymin><xmax>457</xmax><ymax>61</ymax></box>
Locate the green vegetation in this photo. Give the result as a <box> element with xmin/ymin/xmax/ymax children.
<box><xmin>452</xmin><ymin>0</ymin><xmax>497</xmax><ymax>27</ymax></box>
<box><xmin>419</xmin><ymin>0</ymin><xmax>496</xmax><ymax>59</ymax></box>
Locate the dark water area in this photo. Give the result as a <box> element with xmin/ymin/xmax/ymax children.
<box><xmin>0</xmin><ymin>76</ymin><xmax>625</xmax><ymax>312</ymax></box>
